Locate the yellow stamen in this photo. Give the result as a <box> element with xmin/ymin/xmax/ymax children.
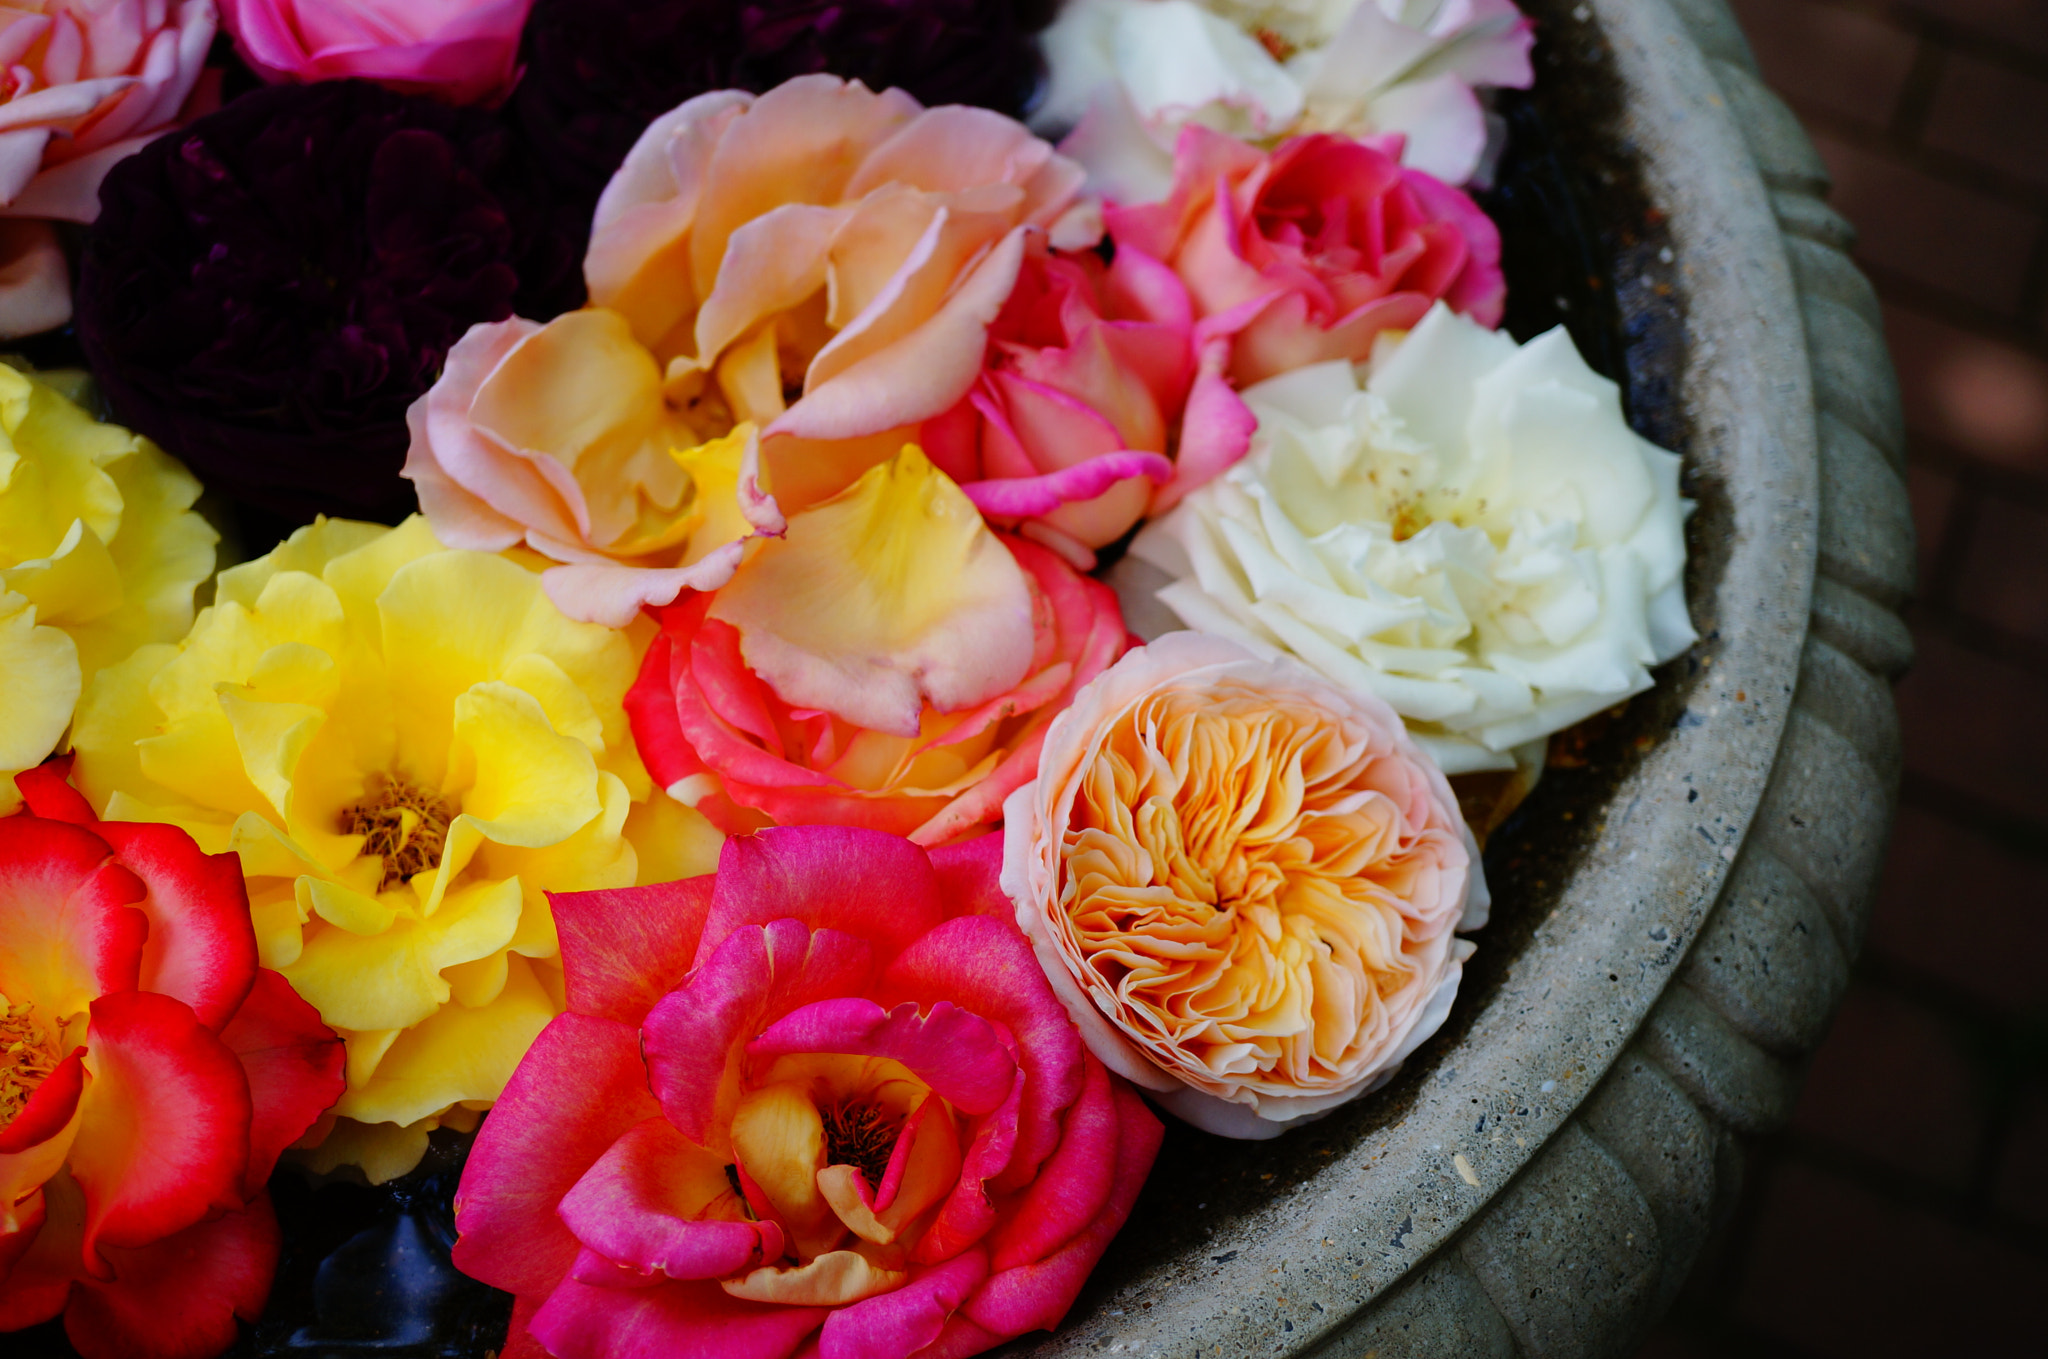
<box><xmin>338</xmin><ymin>774</ymin><xmax>458</xmax><ymax>892</ymax></box>
<box><xmin>0</xmin><ymin>1003</ymin><xmax>62</xmax><ymax>1130</ymax></box>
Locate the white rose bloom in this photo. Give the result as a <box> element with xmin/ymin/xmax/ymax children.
<box><xmin>1032</xmin><ymin>0</ymin><xmax>1535</xmax><ymax>197</ymax></box>
<box><xmin>1124</xmin><ymin>304</ymin><xmax>1696</xmax><ymax>775</ymax></box>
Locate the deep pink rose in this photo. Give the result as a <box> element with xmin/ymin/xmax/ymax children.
<box><xmin>221</xmin><ymin>0</ymin><xmax>533</xmax><ymax>106</ymax></box>
<box><xmin>921</xmin><ymin>239</ymin><xmax>1255</xmax><ymax>568</ymax></box>
<box><xmin>626</xmin><ymin>533</ymin><xmax>1129</xmax><ymax>848</ymax></box>
<box><xmin>1106</xmin><ymin>125</ymin><xmax>1506</xmax><ymax>386</ymax></box>
<box><xmin>453</xmin><ymin>826</ymin><xmax>1164</xmax><ymax>1359</ymax></box>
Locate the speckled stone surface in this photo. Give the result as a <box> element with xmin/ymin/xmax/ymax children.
<box><xmin>1003</xmin><ymin>0</ymin><xmax>1910</xmax><ymax>1354</ymax></box>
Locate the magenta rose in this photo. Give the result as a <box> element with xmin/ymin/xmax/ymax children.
<box><xmin>1106</xmin><ymin>125</ymin><xmax>1506</xmax><ymax>386</ymax></box>
<box><xmin>221</xmin><ymin>0</ymin><xmax>534</xmax><ymax>106</ymax></box>
<box><xmin>921</xmin><ymin>238</ymin><xmax>1255</xmax><ymax>568</ymax></box>
<box><xmin>452</xmin><ymin>826</ymin><xmax>1163</xmax><ymax>1359</ymax></box>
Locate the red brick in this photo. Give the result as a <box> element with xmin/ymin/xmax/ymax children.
<box><xmin>1992</xmin><ymin>1085</ymin><xmax>2048</xmax><ymax>1229</ymax></box>
<box><xmin>1813</xmin><ymin>133</ymin><xmax>2042</xmax><ymax>315</ymax></box>
<box><xmin>1734</xmin><ymin>1162</ymin><xmax>2048</xmax><ymax>1357</ymax></box>
<box><xmin>1867</xmin><ymin>805</ymin><xmax>2048</xmax><ymax>1015</ymax></box>
<box><xmin>1895</xmin><ymin>631</ymin><xmax>2048</xmax><ymax>824</ymax></box>
<box><xmin>1953</xmin><ymin>494</ymin><xmax>2048</xmax><ymax>640</ymax></box>
<box><xmin>1898</xmin><ymin>0</ymin><xmax>2048</xmax><ymax>56</ymax></box>
<box><xmin>1925</xmin><ymin>55</ymin><xmax>2048</xmax><ymax>190</ymax></box>
<box><xmin>1906</xmin><ymin>462</ymin><xmax>1956</xmax><ymax>595</ymax></box>
<box><xmin>1727</xmin><ymin>0</ymin><xmax>1918</xmax><ymax>126</ymax></box>
<box><xmin>1885</xmin><ymin>303</ymin><xmax>2048</xmax><ymax>479</ymax></box>
<box><xmin>1790</xmin><ymin>983</ymin><xmax>1985</xmax><ymax>1189</ymax></box>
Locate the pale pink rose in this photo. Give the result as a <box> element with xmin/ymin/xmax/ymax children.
<box><xmin>1107</xmin><ymin>124</ymin><xmax>1504</xmax><ymax>386</ymax></box>
<box><xmin>920</xmin><ymin>236</ymin><xmax>1256</xmax><ymax>570</ymax></box>
<box><xmin>583</xmin><ymin>75</ymin><xmax>1098</xmax><ymax>515</ymax></box>
<box><xmin>0</xmin><ymin>0</ymin><xmax>217</xmax><ymax>223</ymax></box>
<box><xmin>220</xmin><ymin>0</ymin><xmax>532</xmax><ymax>106</ymax></box>
<box><xmin>1002</xmin><ymin>631</ymin><xmax>1487</xmax><ymax>1138</ymax></box>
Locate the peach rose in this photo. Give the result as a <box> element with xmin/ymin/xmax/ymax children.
<box><xmin>584</xmin><ymin>75</ymin><xmax>1097</xmax><ymax>512</ymax></box>
<box><xmin>1002</xmin><ymin>631</ymin><xmax>1486</xmax><ymax>1137</ymax></box>
<box><xmin>408</xmin><ymin>75</ymin><xmax>1100</xmax><ymax>625</ymax></box>
<box><xmin>221</xmin><ymin>0</ymin><xmax>533</xmax><ymax>106</ymax></box>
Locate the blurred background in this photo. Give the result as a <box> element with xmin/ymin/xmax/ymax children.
<box><xmin>1636</xmin><ymin>1</ymin><xmax>2048</xmax><ymax>1354</ymax></box>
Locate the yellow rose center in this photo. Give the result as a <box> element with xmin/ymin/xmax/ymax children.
<box><xmin>820</xmin><ymin>1097</ymin><xmax>903</xmax><ymax>1190</ymax></box>
<box><xmin>339</xmin><ymin>774</ymin><xmax>458</xmax><ymax>892</ymax></box>
<box><xmin>0</xmin><ymin>1002</ymin><xmax>61</xmax><ymax>1131</ymax></box>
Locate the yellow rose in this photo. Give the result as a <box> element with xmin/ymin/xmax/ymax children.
<box><xmin>71</xmin><ymin>515</ymin><xmax>721</xmax><ymax>1180</ymax></box>
<box><xmin>0</xmin><ymin>362</ymin><xmax>215</xmax><ymax>808</ymax></box>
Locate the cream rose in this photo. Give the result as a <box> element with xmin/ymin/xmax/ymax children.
<box><xmin>1123</xmin><ymin>303</ymin><xmax>1695</xmax><ymax>776</ymax></box>
<box><xmin>1033</xmin><ymin>0</ymin><xmax>1534</xmax><ymax>199</ymax></box>
<box><xmin>1002</xmin><ymin>631</ymin><xmax>1485</xmax><ymax>1138</ymax></box>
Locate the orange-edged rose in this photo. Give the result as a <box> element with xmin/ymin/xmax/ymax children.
<box><xmin>0</xmin><ymin>760</ymin><xmax>345</xmax><ymax>1359</ymax></box>
<box><xmin>628</xmin><ymin>448</ymin><xmax>1129</xmax><ymax>847</ymax></box>
<box><xmin>1002</xmin><ymin>632</ymin><xmax>1486</xmax><ymax>1138</ymax></box>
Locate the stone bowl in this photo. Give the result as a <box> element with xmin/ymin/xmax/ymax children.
<box><xmin>1010</xmin><ymin>0</ymin><xmax>1912</xmax><ymax>1354</ymax></box>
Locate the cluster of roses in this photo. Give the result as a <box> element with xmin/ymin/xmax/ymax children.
<box><xmin>0</xmin><ymin>4</ymin><xmax>1699</xmax><ymax>1359</ymax></box>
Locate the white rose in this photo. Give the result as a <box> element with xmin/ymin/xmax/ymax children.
<box><xmin>1032</xmin><ymin>0</ymin><xmax>1535</xmax><ymax>197</ymax></box>
<box><xmin>1124</xmin><ymin>304</ymin><xmax>1696</xmax><ymax>775</ymax></box>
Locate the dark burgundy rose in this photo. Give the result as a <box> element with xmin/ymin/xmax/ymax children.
<box><xmin>511</xmin><ymin>0</ymin><xmax>1048</xmax><ymax>206</ymax></box>
<box><xmin>76</xmin><ymin>81</ymin><xmax>585</xmax><ymax>525</ymax></box>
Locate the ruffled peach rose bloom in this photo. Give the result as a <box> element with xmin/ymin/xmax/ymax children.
<box><xmin>0</xmin><ymin>1</ymin><xmax>218</xmax><ymax>337</ymax></box>
<box><xmin>409</xmin><ymin>75</ymin><xmax>1100</xmax><ymax>627</ymax></box>
<box><xmin>1002</xmin><ymin>631</ymin><xmax>1486</xmax><ymax>1138</ymax></box>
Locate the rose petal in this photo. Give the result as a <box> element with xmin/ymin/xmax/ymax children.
<box><xmin>68</xmin><ymin>990</ymin><xmax>251</xmax><ymax>1266</ymax></box>
<box><xmin>709</xmin><ymin>448</ymin><xmax>1035</xmax><ymax>736</ymax></box>
<box><xmin>91</xmin><ymin>820</ymin><xmax>256</xmax><ymax>1032</ymax></box>
<box><xmin>453</xmin><ymin>1013</ymin><xmax>661</xmax><ymax>1298</ymax></box>
<box><xmin>876</xmin><ymin>915</ymin><xmax>1083</xmax><ymax>1193</ymax></box>
<box><xmin>552</xmin><ymin>874</ymin><xmax>716</xmax><ymax>1027</ymax></box>
<box><xmin>559</xmin><ymin>1117</ymin><xmax>780</xmax><ymax>1282</ymax></box>
<box><xmin>0</xmin><ymin>817</ymin><xmax>146</xmax><ymax>1021</ymax></box>
<box><xmin>960</xmin><ymin>451</ymin><xmax>1173</xmax><ymax>521</ymax></box>
<box><xmin>527</xmin><ymin>1274</ymin><xmax>827</xmax><ymax>1359</ymax></box>
<box><xmin>987</xmin><ymin>1051</ymin><xmax>1117</xmax><ymax>1270</ymax></box>
<box><xmin>818</xmin><ymin>1248</ymin><xmax>988</xmax><ymax>1359</ymax></box>
<box><xmin>217</xmin><ymin>969</ymin><xmax>345</xmax><ymax>1198</ymax></box>
<box><xmin>696</xmin><ymin>828</ymin><xmax>947</xmax><ymax>970</ymax></box>
<box><xmin>747</xmin><ymin>999</ymin><xmax>1016</xmax><ymax>1117</ymax></box>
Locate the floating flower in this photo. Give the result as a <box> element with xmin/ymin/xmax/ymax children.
<box><xmin>0</xmin><ymin>759</ymin><xmax>344</xmax><ymax>1359</ymax></box>
<box><xmin>402</xmin><ymin>310</ymin><xmax>786</xmax><ymax>628</ymax></box>
<box><xmin>920</xmin><ymin>237</ymin><xmax>1256</xmax><ymax>568</ymax></box>
<box><xmin>75</xmin><ymin>80</ymin><xmax>585</xmax><ymax>524</ymax></box>
<box><xmin>1105</xmin><ymin>126</ymin><xmax>1503</xmax><ymax>387</ymax></box>
<box><xmin>407</xmin><ymin>74</ymin><xmax>1094</xmax><ymax>623</ymax></box>
<box><xmin>1127</xmin><ymin>304</ymin><xmax>1696</xmax><ymax>773</ymax></box>
<box><xmin>510</xmin><ymin>0</ymin><xmax>1049</xmax><ymax>206</ymax></box>
<box><xmin>222</xmin><ymin>0</ymin><xmax>536</xmax><ymax>106</ymax></box>
<box><xmin>628</xmin><ymin>447</ymin><xmax>1128</xmax><ymax>847</ymax></box>
<box><xmin>67</xmin><ymin>516</ymin><xmax>719</xmax><ymax>1182</ymax></box>
<box><xmin>1034</xmin><ymin>0</ymin><xmax>1534</xmax><ymax>196</ymax></box>
<box><xmin>454</xmin><ymin>824</ymin><xmax>1163</xmax><ymax>1359</ymax></box>
<box><xmin>1003</xmin><ymin>630</ymin><xmax>1485</xmax><ymax>1137</ymax></box>
<box><xmin>0</xmin><ymin>364</ymin><xmax>215</xmax><ymax>811</ymax></box>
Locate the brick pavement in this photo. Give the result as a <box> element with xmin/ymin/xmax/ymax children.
<box><xmin>1634</xmin><ymin>2</ymin><xmax>2048</xmax><ymax>1355</ymax></box>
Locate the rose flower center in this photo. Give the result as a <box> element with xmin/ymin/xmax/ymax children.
<box><xmin>821</xmin><ymin>1098</ymin><xmax>902</xmax><ymax>1190</ymax></box>
<box><xmin>339</xmin><ymin>774</ymin><xmax>458</xmax><ymax>892</ymax></box>
<box><xmin>0</xmin><ymin>1002</ymin><xmax>61</xmax><ymax>1130</ymax></box>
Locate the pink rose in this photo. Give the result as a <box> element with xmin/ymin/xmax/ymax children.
<box><xmin>453</xmin><ymin>825</ymin><xmax>1163</xmax><ymax>1359</ymax></box>
<box><xmin>221</xmin><ymin>0</ymin><xmax>533</xmax><ymax>106</ymax></box>
<box><xmin>920</xmin><ymin>238</ymin><xmax>1256</xmax><ymax>569</ymax></box>
<box><xmin>1003</xmin><ymin>632</ymin><xmax>1487</xmax><ymax>1138</ymax></box>
<box><xmin>0</xmin><ymin>1</ymin><xmax>215</xmax><ymax>222</ymax></box>
<box><xmin>1107</xmin><ymin>125</ymin><xmax>1505</xmax><ymax>386</ymax></box>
